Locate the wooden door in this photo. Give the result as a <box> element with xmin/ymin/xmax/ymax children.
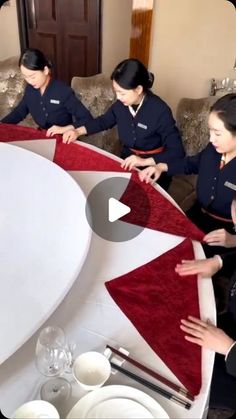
<box><xmin>16</xmin><ymin>0</ymin><xmax>101</xmax><ymax>83</ymax></box>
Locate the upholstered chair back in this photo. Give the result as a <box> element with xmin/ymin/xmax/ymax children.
<box><xmin>176</xmin><ymin>96</ymin><xmax>217</xmax><ymax>155</ymax></box>
<box><xmin>0</xmin><ymin>56</ymin><xmax>24</xmax><ymax>118</ymax></box>
<box><xmin>71</xmin><ymin>74</ymin><xmax>121</xmax><ymax>156</ymax></box>
<box><xmin>168</xmin><ymin>96</ymin><xmax>217</xmax><ymax>211</ymax></box>
<box><xmin>0</xmin><ymin>56</ymin><xmax>36</xmax><ymax>127</ymax></box>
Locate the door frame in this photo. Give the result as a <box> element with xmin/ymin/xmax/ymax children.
<box><xmin>16</xmin><ymin>0</ymin><xmax>28</xmax><ymax>52</ymax></box>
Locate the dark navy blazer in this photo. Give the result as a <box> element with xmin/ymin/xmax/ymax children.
<box><xmin>84</xmin><ymin>92</ymin><xmax>185</xmax><ymax>163</ymax></box>
<box><xmin>1</xmin><ymin>79</ymin><xmax>92</xmax><ymax>129</ymax></box>
<box><xmin>218</xmin><ymin>250</ymin><xmax>236</xmax><ymax>377</ymax></box>
<box><xmin>226</xmin><ymin>342</ymin><xmax>236</xmax><ymax>377</ymax></box>
<box><xmin>167</xmin><ymin>143</ymin><xmax>236</xmax><ymax>219</ymax></box>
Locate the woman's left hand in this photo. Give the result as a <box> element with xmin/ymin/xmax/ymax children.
<box><xmin>203</xmin><ymin>229</ymin><xmax>236</xmax><ymax>247</ymax></box>
<box><xmin>46</xmin><ymin>124</ymin><xmax>74</xmax><ymax>137</ymax></box>
<box><xmin>180</xmin><ymin>316</ymin><xmax>234</xmax><ymax>355</ymax></box>
<box><xmin>121</xmin><ymin>155</ymin><xmax>146</xmax><ymax>171</ymax></box>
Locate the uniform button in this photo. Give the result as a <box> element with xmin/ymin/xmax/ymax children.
<box><xmin>43</xmin><ymin>107</ymin><xmax>46</xmax><ymax>111</ymax></box>
<box><xmin>40</xmin><ymin>101</ymin><xmax>43</xmax><ymax>105</ymax></box>
<box><xmin>210</xmin><ymin>195</ymin><xmax>214</xmax><ymax>200</ymax></box>
<box><xmin>45</xmin><ymin>113</ymin><xmax>48</xmax><ymax>117</ymax></box>
<box><xmin>212</xmin><ymin>186</ymin><xmax>215</xmax><ymax>190</ymax></box>
<box><xmin>214</xmin><ymin>177</ymin><xmax>217</xmax><ymax>180</ymax></box>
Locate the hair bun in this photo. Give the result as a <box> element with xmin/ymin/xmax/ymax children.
<box><xmin>47</xmin><ymin>59</ymin><xmax>53</xmax><ymax>69</ymax></box>
<box><xmin>147</xmin><ymin>71</ymin><xmax>154</xmax><ymax>88</ymax></box>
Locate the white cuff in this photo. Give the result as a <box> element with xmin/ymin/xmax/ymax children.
<box><xmin>214</xmin><ymin>255</ymin><xmax>223</xmax><ymax>270</ymax></box>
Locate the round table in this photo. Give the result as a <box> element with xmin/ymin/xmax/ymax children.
<box><xmin>0</xmin><ymin>136</ymin><xmax>215</xmax><ymax>419</ymax></box>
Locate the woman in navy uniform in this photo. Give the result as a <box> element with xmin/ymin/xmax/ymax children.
<box><xmin>139</xmin><ymin>94</ymin><xmax>236</xmax><ymax>256</ymax></box>
<box><xmin>176</xmin><ymin>200</ymin><xmax>236</xmax><ymax>412</ymax></box>
<box><xmin>1</xmin><ymin>49</ymin><xmax>92</xmax><ymax>135</ymax></box>
<box><xmin>62</xmin><ymin>58</ymin><xmax>185</xmax><ymax>190</ymax></box>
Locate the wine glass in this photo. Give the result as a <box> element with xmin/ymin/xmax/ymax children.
<box><xmin>35</xmin><ymin>326</ymin><xmax>72</xmax><ymax>409</ymax></box>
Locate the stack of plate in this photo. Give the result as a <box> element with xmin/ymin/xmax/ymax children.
<box><xmin>66</xmin><ymin>385</ymin><xmax>169</xmax><ymax>419</ymax></box>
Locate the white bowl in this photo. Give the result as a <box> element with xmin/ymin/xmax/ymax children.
<box><xmin>73</xmin><ymin>351</ymin><xmax>111</xmax><ymax>391</ymax></box>
<box><xmin>12</xmin><ymin>400</ymin><xmax>60</xmax><ymax>419</ymax></box>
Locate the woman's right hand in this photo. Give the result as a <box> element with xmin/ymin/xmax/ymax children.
<box><xmin>180</xmin><ymin>316</ymin><xmax>234</xmax><ymax>355</ymax></box>
<box><xmin>138</xmin><ymin>163</ymin><xmax>168</xmax><ymax>184</ymax></box>
<box><xmin>62</xmin><ymin>129</ymin><xmax>78</xmax><ymax>143</ymax></box>
<box><xmin>175</xmin><ymin>256</ymin><xmax>222</xmax><ymax>278</ymax></box>
<box><xmin>62</xmin><ymin>126</ymin><xmax>87</xmax><ymax>144</ymax></box>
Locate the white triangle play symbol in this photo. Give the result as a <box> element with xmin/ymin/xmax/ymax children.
<box><xmin>108</xmin><ymin>197</ymin><xmax>131</xmax><ymax>222</ymax></box>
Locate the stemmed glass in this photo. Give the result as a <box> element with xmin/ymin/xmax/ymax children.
<box><xmin>35</xmin><ymin>326</ymin><xmax>72</xmax><ymax>407</ymax></box>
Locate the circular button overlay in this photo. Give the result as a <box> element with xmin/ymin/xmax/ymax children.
<box><xmin>85</xmin><ymin>176</ymin><xmax>151</xmax><ymax>242</ymax></box>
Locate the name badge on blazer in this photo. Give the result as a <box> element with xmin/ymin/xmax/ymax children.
<box><xmin>137</xmin><ymin>123</ymin><xmax>147</xmax><ymax>129</ymax></box>
<box><xmin>224</xmin><ymin>181</ymin><xmax>236</xmax><ymax>191</ymax></box>
<box><xmin>50</xmin><ymin>99</ymin><xmax>60</xmax><ymax>104</ymax></box>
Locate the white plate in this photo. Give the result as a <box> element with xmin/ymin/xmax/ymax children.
<box><xmin>87</xmin><ymin>398</ymin><xmax>154</xmax><ymax>418</ymax></box>
<box><xmin>66</xmin><ymin>385</ymin><xmax>169</xmax><ymax>419</ymax></box>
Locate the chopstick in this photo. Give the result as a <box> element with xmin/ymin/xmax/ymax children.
<box><xmin>110</xmin><ymin>361</ymin><xmax>192</xmax><ymax>410</ymax></box>
<box><xmin>106</xmin><ymin>344</ymin><xmax>194</xmax><ymax>401</ymax></box>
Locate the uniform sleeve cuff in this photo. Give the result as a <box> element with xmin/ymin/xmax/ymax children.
<box><xmin>214</xmin><ymin>255</ymin><xmax>223</xmax><ymax>270</ymax></box>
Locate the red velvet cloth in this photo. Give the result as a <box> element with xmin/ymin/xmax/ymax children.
<box><xmin>105</xmin><ymin>238</ymin><xmax>202</xmax><ymax>395</ymax></box>
<box><xmin>0</xmin><ymin>123</ymin><xmax>61</xmax><ymax>142</ymax></box>
<box><xmin>120</xmin><ymin>172</ymin><xmax>204</xmax><ymax>242</ymax></box>
<box><xmin>53</xmin><ymin>141</ymin><xmax>125</xmax><ymax>172</ymax></box>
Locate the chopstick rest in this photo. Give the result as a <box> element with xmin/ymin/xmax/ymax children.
<box><xmin>104</xmin><ymin>347</ymin><xmax>128</xmax><ymax>374</ymax></box>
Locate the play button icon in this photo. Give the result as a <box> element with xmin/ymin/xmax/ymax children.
<box><xmin>108</xmin><ymin>198</ymin><xmax>131</xmax><ymax>222</ymax></box>
<box><xmin>85</xmin><ymin>176</ymin><xmax>150</xmax><ymax>242</ymax></box>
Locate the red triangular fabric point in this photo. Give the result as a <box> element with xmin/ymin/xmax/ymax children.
<box><xmin>105</xmin><ymin>238</ymin><xmax>202</xmax><ymax>395</ymax></box>
<box><xmin>0</xmin><ymin>123</ymin><xmax>61</xmax><ymax>142</ymax></box>
<box><xmin>120</xmin><ymin>172</ymin><xmax>204</xmax><ymax>242</ymax></box>
<box><xmin>54</xmin><ymin>141</ymin><xmax>125</xmax><ymax>172</ymax></box>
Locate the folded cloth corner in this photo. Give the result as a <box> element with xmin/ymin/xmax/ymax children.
<box><xmin>120</xmin><ymin>172</ymin><xmax>204</xmax><ymax>242</ymax></box>
<box><xmin>105</xmin><ymin>237</ymin><xmax>202</xmax><ymax>396</ymax></box>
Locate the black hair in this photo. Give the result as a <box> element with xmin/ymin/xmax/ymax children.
<box><xmin>111</xmin><ymin>58</ymin><xmax>154</xmax><ymax>92</ymax></box>
<box><xmin>19</xmin><ymin>48</ymin><xmax>52</xmax><ymax>71</ymax></box>
<box><xmin>210</xmin><ymin>93</ymin><xmax>236</xmax><ymax>135</ymax></box>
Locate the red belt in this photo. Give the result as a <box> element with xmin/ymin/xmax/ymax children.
<box><xmin>129</xmin><ymin>146</ymin><xmax>164</xmax><ymax>156</ymax></box>
<box><xmin>201</xmin><ymin>207</ymin><xmax>232</xmax><ymax>223</ymax></box>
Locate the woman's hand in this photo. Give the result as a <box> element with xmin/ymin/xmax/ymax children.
<box><xmin>46</xmin><ymin>124</ymin><xmax>74</xmax><ymax>137</ymax></box>
<box><xmin>62</xmin><ymin>126</ymin><xmax>87</xmax><ymax>144</ymax></box>
<box><xmin>62</xmin><ymin>129</ymin><xmax>78</xmax><ymax>144</ymax></box>
<box><xmin>121</xmin><ymin>155</ymin><xmax>147</xmax><ymax>171</ymax></box>
<box><xmin>175</xmin><ymin>256</ymin><xmax>221</xmax><ymax>278</ymax></box>
<box><xmin>138</xmin><ymin>163</ymin><xmax>168</xmax><ymax>184</ymax></box>
<box><xmin>180</xmin><ymin>316</ymin><xmax>234</xmax><ymax>355</ymax></box>
<box><xmin>203</xmin><ymin>229</ymin><xmax>236</xmax><ymax>248</ymax></box>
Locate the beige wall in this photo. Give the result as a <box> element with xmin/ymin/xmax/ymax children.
<box><xmin>149</xmin><ymin>0</ymin><xmax>236</xmax><ymax>114</ymax></box>
<box><xmin>0</xmin><ymin>0</ymin><xmax>20</xmax><ymax>60</ymax></box>
<box><xmin>101</xmin><ymin>0</ymin><xmax>132</xmax><ymax>75</ymax></box>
